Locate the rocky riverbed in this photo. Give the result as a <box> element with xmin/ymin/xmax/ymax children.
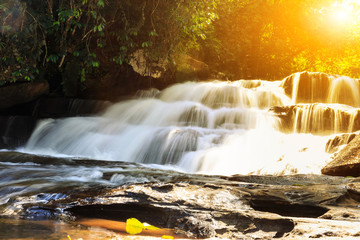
<box><xmin>1</xmin><ymin>152</ymin><xmax>360</xmax><ymax>239</ymax></box>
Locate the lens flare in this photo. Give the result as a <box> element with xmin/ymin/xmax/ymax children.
<box><xmin>332</xmin><ymin>8</ymin><xmax>351</xmax><ymax>23</ymax></box>
<box><xmin>326</xmin><ymin>1</ymin><xmax>360</xmax><ymax>28</ymax></box>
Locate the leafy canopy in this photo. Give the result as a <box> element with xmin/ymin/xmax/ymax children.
<box><xmin>1</xmin><ymin>0</ymin><xmax>360</xmax><ymax>88</ymax></box>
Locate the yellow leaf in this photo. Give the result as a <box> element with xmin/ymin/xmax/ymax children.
<box><xmin>143</xmin><ymin>222</ymin><xmax>160</xmax><ymax>230</ymax></box>
<box><xmin>67</xmin><ymin>235</ymin><xmax>72</xmax><ymax>240</ymax></box>
<box><xmin>126</xmin><ymin>218</ymin><xmax>144</xmax><ymax>235</ymax></box>
<box><xmin>161</xmin><ymin>235</ymin><xmax>174</xmax><ymax>239</ymax></box>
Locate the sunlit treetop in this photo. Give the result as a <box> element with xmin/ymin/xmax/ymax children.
<box><xmin>288</xmin><ymin>0</ymin><xmax>360</xmax><ymax>77</ymax></box>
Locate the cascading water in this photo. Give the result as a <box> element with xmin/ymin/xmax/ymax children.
<box><xmin>2</xmin><ymin>71</ymin><xmax>360</xmax><ymax>239</ymax></box>
<box><xmin>20</xmin><ymin>71</ymin><xmax>360</xmax><ymax>176</ymax></box>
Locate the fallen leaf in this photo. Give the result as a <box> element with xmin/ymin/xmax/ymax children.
<box><xmin>161</xmin><ymin>235</ymin><xmax>175</xmax><ymax>239</ymax></box>
<box><xmin>144</xmin><ymin>222</ymin><xmax>160</xmax><ymax>230</ymax></box>
<box><xmin>126</xmin><ymin>218</ymin><xmax>144</xmax><ymax>235</ymax></box>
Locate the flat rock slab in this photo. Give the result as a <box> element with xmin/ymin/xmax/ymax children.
<box><xmin>1</xmin><ymin>152</ymin><xmax>360</xmax><ymax>239</ymax></box>
<box><xmin>4</xmin><ymin>172</ymin><xmax>360</xmax><ymax>239</ymax></box>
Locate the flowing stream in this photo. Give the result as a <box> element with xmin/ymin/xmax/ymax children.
<box><xmin>18</xmin><ymin>72</ymin><xmax>360</xmax><ymax>176</ymax></box>
<box><xmin>1</xmin><ymin>72</ymin><xmax>360</xmax><ymax>237</ymax></box>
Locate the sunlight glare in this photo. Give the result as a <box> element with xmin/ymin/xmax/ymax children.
<box><xmin>327</xmin><ymin>0</ymin><xmax>360</xmax><ymax>29</ymax></box>
<box><xmin>329</xmin><ymin>1</ymin><xmax>354</xmax><ymax>26</ymax></box>
<box><xmin>333</xmin><ymin>8</ymin><xmax>351</xmax><ymax>23</ymax></box>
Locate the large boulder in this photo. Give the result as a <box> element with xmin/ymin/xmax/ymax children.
<box><xmin>325</xmin><ymin>132</ymin><xmax>359</xmax><ymax>154</ymax></box>
<box><xmin>0</xmin><ymin>81</ymin><xmax>49</xmax><ymax>110</ymax></box>
<box><xmin>322</xmin><ymin>133</ymin><xmax>360</xmax><ymax>176</ymax></box>
<box><xmin>174</xmin><ymin>54</ymin><xmax>210</xmax><ymax>82</ymax></box>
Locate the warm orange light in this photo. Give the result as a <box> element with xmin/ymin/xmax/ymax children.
<box><xmin>326</xmin><ymin>1</ymin><xmax>360</xmax><ymax>28</ymax></box>
<box><xmin>329</xmin><ymin>2</ymin><xmax>354</xmax><ymax>25</ymax></box>
<box><xmin>331</xmin><ymin>7</ymin><xmax>351</xmax><ymax>24</ymax></box>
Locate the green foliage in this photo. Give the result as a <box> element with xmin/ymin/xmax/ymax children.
<box><xmin>201</xmin><ymin>0</ymin><xmax>360</xmax><ymax>79</ymax></box>
<box><xmin>0</xmin><ymin>0</ymin><xmax>107</xmax><ymax>85</ymax></box>
<box><xmin>0</xmin><ymin>1</ymin><xmax>43</xmax><ymax>84</ymax></box>
<box><xmin>2</xmin><ymin>0</ymin><xmax>359</xmax><ymax>89</ymax></box>
<box><xmin>0</xmin><ymin>0</ymin><xmax>221</xmax><ymax>87</ymax></box>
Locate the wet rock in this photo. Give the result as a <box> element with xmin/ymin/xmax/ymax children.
<box><xmin>23</xmin><ymin>207</ymin><xmax>59</xmax><ymax>221</ymax></box>
<box><xmin>135</xmin><ymin>88</ymin><xmax>161</xmax><ymax>98</ymax></box>
<box><xmin>34</xmin><ymin>97</ymin><xmax>111</xmax><ymax>118</ymax></box>
<box><xmin>280</xmin><ymin>71</ymin><xmax>331</xmax><ymax>103</ymax></box>
<box><xmin>63</xmin><ymin>177</ymin><xmax>360</xmax><ymax>238</ymax></box>
<box><xmin>2</xmin><ymin>152</ymin><xmax>360</xmax><ymax>239</ymax></box>
<box><xmin>3</xmin><ymin>169</ymin><xmax>360</xmax><ymax>239</ymax></box>
<box><xmin>322</xmin><ymin>134</ymin><xmax>360</xmax><ymax>176</ymax></box>
<box><xmin>62</xmin><ymin>182</ymin><xmax>302</xmax><ymax>239</ymax></box>
<box><xmin>0</xmin><ymin>97</ymin><xmax>111</xmax><ymax>149</ymax></box>
<box><xmin>0</xmin><ymin>116</ymin><xmax>37</xmax><ymax>148</ymax></box>
<box><xmin>270</xmin><ymin>103</ymin><xmax>359</xmax><ymax>134</ymax></box>
<box><xmin>175</xmin><ymin>54</ymin><xmax>210</xmax><ymax>82</ymax></box>
<box><xmin>252</xmin><ymin>218</ymin><xmax>295</xmax><ymax>238</ymax></box>
<box><xmin>325</xmin><ymin>132</ymin><xmax>359</xmax><ymax>153</ymax></box>
<box><xmin>0</xmin><ymin>81</ymin><xmax>49</xmax><ymax>110</ymax></box>
<box><xmin>250</xmin><ymin>199</ymin><xmax>329</xmax><ymax>218</ymax></box>
<box><xmin>1</xmin><ymin>97</ymin><xmax>111</xmax><ymax>118</ymax></box>
<box><xmin>176</xmin><ymin>216</ymin><xmax>216</xmax><ymax>238</ymax></box>
<box><xmin>280</xmin><ymin>71</ymin><xmax>360</xmax><ymax>107</ymax></box>
<box><xmin>129</xmin><ymin>50</ymin><xmax>167</xmax><ymax>79</ymax></box>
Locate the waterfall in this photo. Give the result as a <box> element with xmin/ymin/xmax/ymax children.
<box><xmin>289</xmin><ymin>103</ymin><xmax>359</xmax><ymax>134</ymax></box>
<box><xmin>285</xmin><ymin>71</ymin><xmax>360</xmax><ymax>107</ymax></box>
<box><xmin>327</xmin><ymin>76</ymin><xmax>360</xmax><ymax>107</ymax></box>
<box><xmin>22</xmin><ymin>72</ymin><xmax>360</xmax><ymax>175</ymax></box>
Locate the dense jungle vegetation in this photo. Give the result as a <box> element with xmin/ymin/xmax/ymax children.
<box><xmin>1</xmin><ymin>0</ymin><xmax>360</xmax><ymax>95</ymax></box>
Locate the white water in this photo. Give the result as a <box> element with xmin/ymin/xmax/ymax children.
<box><xmin>290</xmin><ymin>72</ymin><xmax>360</xmax><ymax>107</ymax></box>
<box><xmin>22</xmin><ymin>74</ymin><xmax>360</xmax><ymax>176</ymax></box>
